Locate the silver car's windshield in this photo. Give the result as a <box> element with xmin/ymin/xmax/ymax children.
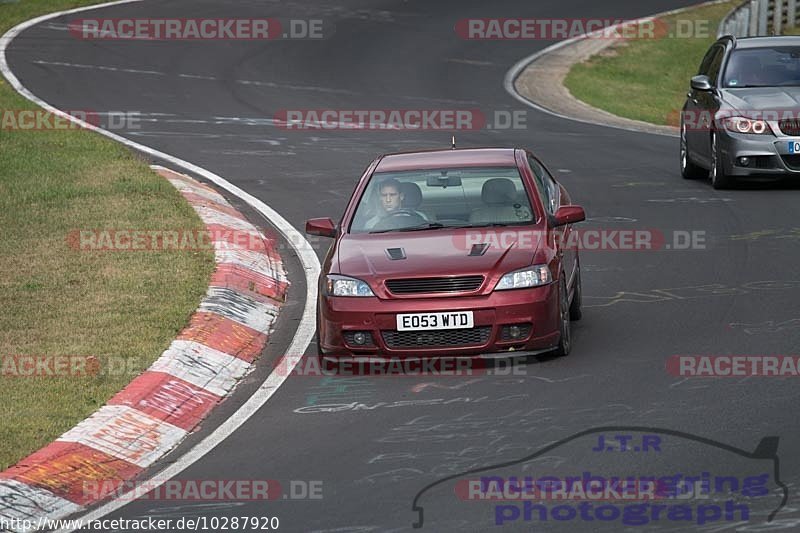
<box><xmin>723</xmin><ymin>47</ymin><xmax>800</xmax><ymax>88</ymax></box>
<box><xmin>349</xmin><ymin>167</ymin><xmax>535</xmax><ymax>234</ymax></box>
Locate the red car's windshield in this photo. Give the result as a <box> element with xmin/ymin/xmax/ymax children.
<box><xmin>350</xmin><ymin>166</ymin><xmax>536</xmax><ymax>234</ymax></box>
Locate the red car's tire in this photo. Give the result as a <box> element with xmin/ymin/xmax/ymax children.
<box><xmin>554</xmin><ymin>276</ymin><xmax>572</xmax><ymax>357</ymax></box>
<box><xmin>569</xmin><ymin>261</ymin><xmax>583</xmax><ymax>321</ymax></box>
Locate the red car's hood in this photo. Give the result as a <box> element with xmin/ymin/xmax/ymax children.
<box><xmin>335</xmin><ymin>228</ymin><xmax>542</xmax><ymax>286</ymax></box>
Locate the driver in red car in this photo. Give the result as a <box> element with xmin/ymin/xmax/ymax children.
<box><xmin>365</xmin><ymin>178</ymin><xmax>405</xmax><ymax>229</ymax></box>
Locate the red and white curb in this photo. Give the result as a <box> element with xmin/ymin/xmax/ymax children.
<box><xmin>0</xmin><ymin>167</ymin><xmax>287</xmax><ymax>532</ymax></box>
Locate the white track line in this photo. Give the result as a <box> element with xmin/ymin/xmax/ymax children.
<box><xmin>0</xmin><ymin>2</ymin><xmax>320</xmax><ymax>530</ymax></box>
<box><xmin>503</xmin><ymin>35</ymin><xmax>681</xmax><ymax>137</ymax></box>
<box><xmin>504</xmin><ymin>0</ymin><xmax>729</xmax><ymax>138</ymax></box>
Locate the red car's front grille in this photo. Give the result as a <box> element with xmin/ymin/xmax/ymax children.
<box><xmin>381</xmin><ymin>327</ymin><xmax>491</xmax><ymax>348</ymax></box>
<box><xmin>385</xmin><ymin>275</ymin><xmax>484</xmax><ymax>295</ymax></box>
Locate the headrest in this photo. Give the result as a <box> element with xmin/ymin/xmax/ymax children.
<box><xmin>399</xmin><ymin>182</ymin><xmax>423</xmax><ymax>208</ymax></box>
<box><xmin>481</xmin><ymin>178</ymin><xmax>517</xmax><ymax>205</ymax></box>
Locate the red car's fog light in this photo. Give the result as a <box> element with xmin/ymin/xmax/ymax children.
<box><xmin>500</xmin><ymin>324</ymin><xmax>533</xmax><ymax>341</ymax></box>
<box><xmin>343</xmin><ymin>331</ymin><xmax>375</xmax><ymax>347</ymax></box>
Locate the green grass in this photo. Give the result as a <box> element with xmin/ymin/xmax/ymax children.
<box><xmin>564</xmin><ymin>1</ymin><xmax>739</xmax><ymax>126</ymax></box>
<box><xmin>0</xmin><ymin>1</ymin><xmax>215</xmax><ymax>469</ymax></box>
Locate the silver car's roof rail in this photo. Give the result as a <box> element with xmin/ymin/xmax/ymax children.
<box><xmin>718</xmin><ymin>34</ymin><xmax>737</xmax><ymax>48</ymax></box>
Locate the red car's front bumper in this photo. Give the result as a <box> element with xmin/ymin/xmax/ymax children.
<box><xmin>318</xmin><ymin>283</ymin><xmax>561</xmax><ymax>357</ymax></box>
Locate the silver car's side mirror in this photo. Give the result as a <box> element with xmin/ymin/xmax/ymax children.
<box><xmin>690</xmin><ymin>75</ymin><xmax>713</xmax><ymax>92</ymax></box>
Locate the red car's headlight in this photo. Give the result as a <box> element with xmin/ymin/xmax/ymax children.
<box><xmin>494</xmin><ymin>265</ymin><xmax>552</xmax><ymax>291</ymax></box>
<box><xmin>326</xmin><ymin>274</ymin><xmax>375</xmax><ymax>297</ymax></box>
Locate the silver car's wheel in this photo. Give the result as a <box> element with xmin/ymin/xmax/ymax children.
<box><xmin>680</xmin><ymin>120</ymin><xmax>706</xmax><ymax>179</ymax></box>
<box><xmin>710</xmin><ymin>132</ymin><xmax>733</xmax><ymax>189</ymax></box>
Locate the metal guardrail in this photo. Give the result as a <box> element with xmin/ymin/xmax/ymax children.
<box><xmin>718</xmin><ymin>0</ymin><xmax>799</xmax><ymax>37</ymax></box>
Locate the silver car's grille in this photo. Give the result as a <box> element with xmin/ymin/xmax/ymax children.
<box><xmin>779</xmin><ymin>119</ymin><xmax>800</xmax><ymax>136</ymax></box>
<box><xmin>385</xmin><ymin>276</ymin><xmax>484</xmax><ymax>295</ymax></box>
<box><xmin>781</xmin><ymin>155</ymin><xmax>800</xmax><ymax>170</ymax></box>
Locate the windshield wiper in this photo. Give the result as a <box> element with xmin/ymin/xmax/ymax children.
<box><xmin>398</xmin><ymin>222</ymin><xmax>517</xmax><ymax>231</ymax></box>
<box><xmin>369</xmin><ymin>222</ymin><xmax>520</xmax><ymax>234</ymax></box>
<box><xmin>461</xmin><ymin>222</ymin><xmax>513</xmax><ymax>228</ymax></box>
<box><xmin>369</xmin><ymin>222</ymin><xmax>447</xmax><ymax>234</ymax></box>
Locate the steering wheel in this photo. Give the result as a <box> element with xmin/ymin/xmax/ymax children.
<box><xmin>386</xmin><ymin>208</ymin><xmax>425</xmax><ymax>219</ymax></box>
<box><xmin>373</xmin><ymin>209</ymin><xmax>427</xmax><ymax>230</ymax></box>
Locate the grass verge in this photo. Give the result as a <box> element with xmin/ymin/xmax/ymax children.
<box><xmin>563</xmin><ymin>1</ymin><xmax>739</xmax><ymax>126</ymax></box>
<box><xmin>0</xmin><ymin>0</ymin><xmax>215</xmax><ymax>469</ymax></box>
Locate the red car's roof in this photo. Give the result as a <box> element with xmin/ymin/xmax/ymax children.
<box><xmin>375</xmin><ymin>148</ymin><xmax>518</xmax><ymax>172</ymax></box>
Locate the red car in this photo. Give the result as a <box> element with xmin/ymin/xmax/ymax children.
<box><xmin>306</xmin><ymin>147</ymin><xmax>586</xmax><ymax>359</ymax></box>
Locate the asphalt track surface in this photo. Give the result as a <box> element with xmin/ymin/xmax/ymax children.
<box><xmin>7</xmin><ymin>0</ymin><xmax>800</xmax><ymax>531</ymax></box>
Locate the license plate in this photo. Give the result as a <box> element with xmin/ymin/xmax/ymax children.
<box><xmin>789</xmin><ymin>141</ymin><xmax>800</xmax><ymax>153</ymax></box>
<box><xmin>396</xmin><ymin>311</ymin><xmax>474</xmax><ymax>331</ymax></box>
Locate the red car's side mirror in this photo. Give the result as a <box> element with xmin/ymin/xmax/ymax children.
<box><xmin>552</xmin><ymin>206</ymin><xmax>586</xmax><ymax>227</ymax></box>
<box><xmin>305</xmin><ymin>217</ymin><xmax>337</xmax><ymax>237</ymax></box>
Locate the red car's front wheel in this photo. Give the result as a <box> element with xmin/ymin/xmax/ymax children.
<box><xmin>554</xmin><ymin>276</ymin><xmax>572</xmax><ymax>357</ymax></box>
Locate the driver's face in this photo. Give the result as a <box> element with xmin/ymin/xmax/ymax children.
<box><xmin>380</xmin><ymin>186</ymin><xmax>403</xmax><ymax>212</ymax></box>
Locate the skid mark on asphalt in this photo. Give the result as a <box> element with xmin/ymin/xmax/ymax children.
<box><xmin>33</xmin><ymin>60</ymin><xmax>357</xmax><ymax>94</ymax></box>
<box><xmin>292</xmin><ymin>394</ymin><xmax>527</xmax><ymax>414</ymax></box>
<box><xmin>139</xmin><ymin>502</ymin><xmax>245</xmax><ymax>519</ymax></box>
<box><xmin>359</xmin><ymin>400</ymin><xmax>722</xmax><ymax>486</ymax></box>
<box><xmin>728</xmin><ymin>318</ymin><xmax>800</xmax><ymax>335</ymax></box>
<box><xmin>33</xmin><ymin>60</ymin><xmax>165</xmax><ymax>75</ymax></box>
<box><xmin>303</xmin><ymin>376</ymin><xmax>377</xmax><ymax>407</ymax></box>
<box><xmin>409</xmin><ymin>375</ymin><xmax>591</xmax><ymax>392</ymax></box>
<box><xmin>410</xmin><ymin>379</ymin><xmax>483</xmax><ymax>393</ymax></box>
<box><xmin>584</xmin><ymin>280</ymin><xmax>800</xmax><ymax>308</ymax></box>
<box><xmin>526</xmin><ymin>373</ymin><xmax>592</xmax><ymax>384</ymax></box>
<box><xmin>731</xmin><ymin>228</ymin><xmax>800</xmax><ymax>241</ymax></box>
<box><xmin>444</xmin><ymin>58</ymin><xmax>496</xmax><ymax>67</ymax></box>
<box><xmin>309</xmin><ymin>527</ymin><xmax>410</xmax><ymax>533</ymax></box>
<box><xmin>219</xmin><ymin>149</ymin><xmax>296</xmax><ymax>156</ymax></box>
<box><xmin>397</xmin><ymin>93</ymin><xmax>480</xmax><ymax>105</ymax></box>
<box><xmin>177</xmin><ymin>73</ymin><xmax>216</xmax><ymax>80</ymax></box>
<box><xmin>647</xmin><ymin>196</ymin><xmax>733</xmax><ymax>204</ymax></box>
<box><xmin>128</xmin><ymin>131</ymin><xmax>266</xmax><ymax>139</ymax></box>
<box><xmin>581</xmin><ymin>264</ymin><xmax>625</xmax><ymax>272</ymax></box>
<box><xmin>612</xmin><ymin>181</ymin><xmax>666</xmax><ymax>187</ymax></box>
<box><xmin>668</xmin><ymin>377</ymin><xmax>709</xmax><ymax>390</ymax></box>
<box><xmin>297</xmin><ymin>371</ymin><xmax>591</xmax><ymax>410</ymax></box>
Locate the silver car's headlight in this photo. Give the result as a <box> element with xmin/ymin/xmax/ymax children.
<box><xmin>494</xmin><ymin>265</ymin><xmax>552</xmax><ymax>291</ymax></box>
<box><xmin>723</xmin><ymin>117</ymin><xmax>772</xmax><ymax>135</ymax></box>
<box><xmin>326</xmin><ymin>275</ymin><xmax>375</xmax><ymax>297</ymax></box>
